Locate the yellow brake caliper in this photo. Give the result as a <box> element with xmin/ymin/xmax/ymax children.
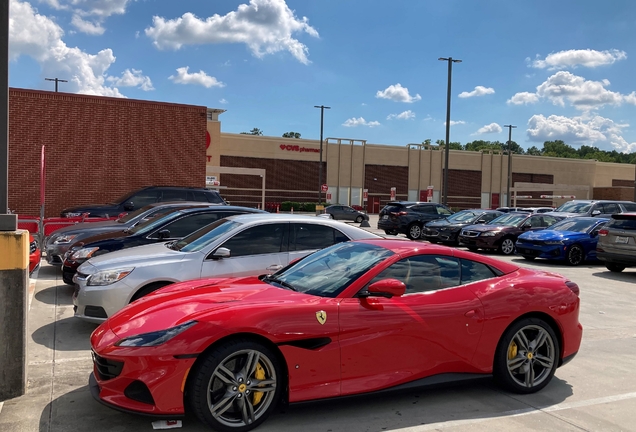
<box><xmin>252</xmin><ymin>363</ymin><xmax>266</xmax><ymax>406</ymax></box>
<box><xmin>508</xmin><ymin>341</ymin><xmax>518</xmax><ymax>360</ymax></box>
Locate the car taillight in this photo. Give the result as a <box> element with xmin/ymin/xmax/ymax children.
<box><xmin>598</xmin><ymin>229</ymin><xmax>608</xmax><ymax>236</ymax></box>
<box><xmin>565</xmin><ymin>281</ymin><xmax>580</xmax><ymax>296</ymax></box>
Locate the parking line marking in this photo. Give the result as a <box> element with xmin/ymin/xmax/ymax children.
<box><xmin>390</xmin><ymin>391</ymin><xmax>636</xmax><ymax>431</ymax></box>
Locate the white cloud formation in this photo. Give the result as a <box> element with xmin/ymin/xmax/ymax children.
<box><xmin>387</xmin><ymin>110</ymin><xmax>415</xmax><ymax>120</ymax></box>
<box><xmin>527</xmin><ymin>113</ymin><xmax>636</xmax><ymax>153</ymax></box>
<box><xmin>70</xmin><ymin>15</ymin><xmax>104</xmax><ymax>35</ymax></box>
<box><xmin>41</xmin><ymin>0</ymin><xmax>132</xmax><ymax>34</ymax></box>
<box><xmin>458</xmin><ymin>86</ymin><xmax>495</xmax><ymax>98</ymax></box>
<box><xmin>106</xmin><ymin>68</ymin><xmax>154</xmax><ymax>90</ymax></box>
<box><xmin>169</xmin><ymin>67</ymin><xmax>225</xmax><ymax>88</ymax></box>
<box><xmin>472</xmin><ymin>123</ymin><xmax>502</xmax><ymax>135</ymax></box>
<box><xmin>507</xmin><ymin>71</ymin><xmax>634</xmax><ymax>111</ymax></box>
<box><xmin>530</xmin><ymin>49</ymin><xmax>627</xmax><ymax>69</ymax></box>
<box><xmin>342</xmin><ymin>117</ymin><xmax>380</xmax><ymax>127</ymax></box>
<box><xmin>219</xmin><ymin>98</ymin><xmax>228</xmax><ymax>104</ymax></box>
<box><xmin>376</xmin><ymin>83</ymin><xmax>421</xmax><ymax>103</ymax></box>
<box><xmin>444</xmin><ymin>120</ymin><xmax>465</xmax><ymax>126</ymax></box>
<box><xmin>9</xmin><ymin>0</ymin><xmax>150</xmax><ymax>97</ymax></box>
<box><xmin>145</xmin><ymin>0</ymin><xmax>319</xmax><ymax>64</ymax></box>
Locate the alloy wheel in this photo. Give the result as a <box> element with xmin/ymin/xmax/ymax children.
<box><xmin>500</xmin><ymin>238</ymin><xmax>515</xmax><ymax>255</ymax></box>
<box><xmin>505</xmin><ymin>324</ymin><xmax>556</xmax><ymax>389</ymax></box>
<box><xmin>566</xmin><ymin>245</ymin><xmax>583</xmax><ymax>266</ymax></box>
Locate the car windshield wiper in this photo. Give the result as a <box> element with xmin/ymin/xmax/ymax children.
<box><xmin>263</xmin><ymin>275</ymin><xmax>297</xmax><ymax>292</ymax></box>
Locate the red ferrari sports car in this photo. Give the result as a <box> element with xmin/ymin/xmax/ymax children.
<box><xmin>90</xmin><ymin>239</ymin><xmax>582</xmax><ymax>432</ymax></box>
<box><xmin>29</xmin><ymin>234</ymin><xmax>40</xmax><ymax>276</ymax></box>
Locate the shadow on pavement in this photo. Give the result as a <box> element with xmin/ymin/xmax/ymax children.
<box><xmin>32</xmin><ymin>316</ymin><xmax>97</xmax><ymax>351</ymax></box>
<box><xmin>35</xmin><ymin>284</ymin><xmax>75</xmax><ymax>306</ymax></box>
<box><xmin>592</xmin><ymin>270</ymin><xmax>636</xmax><ymax>282</ymax></box>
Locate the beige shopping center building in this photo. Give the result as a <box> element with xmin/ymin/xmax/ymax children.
<box><xmin>206</xmin><ymin>110</ymin><xmax>635</xmax><ymax>212</ymax></box>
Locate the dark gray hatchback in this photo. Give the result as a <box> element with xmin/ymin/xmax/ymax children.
<box><xmin>596</xmin><ymin>213</ymin><xmax>636</xmax><ymax>272</ymax></box>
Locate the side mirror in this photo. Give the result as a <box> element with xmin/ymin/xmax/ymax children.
<box><xmin>591</xmin><ymin>210</ymin><xmax>601</xmax><ymax>216</ymax></box>
<box><xmin>211</xmin><ymin>247</ymin><xmax>231</xmax><ymax>260</ymax></box>
<box><xmin>363</xmin><ymin>279</ymin><xmax>406</xmax><ymax>298</ymax></box>
<box><xmin>123</xmin><ymin>202</ymin><xmax>134</xmax><ymax>211</ymax></box>
<box><xmin>157</xmin><ymin>229</ymin><xmax>171</xmax><ymax>239</ymax></box>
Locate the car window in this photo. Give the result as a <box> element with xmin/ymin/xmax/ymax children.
<box><xmin>542</xmin><ymin>215</ymin><xmax>562</xmax><ymax>227</ymax></box>
<box><xmin>460</xmin><ymin>259</ymin><xmax>497</xmax><ymax>284</ymax></box>
<box><xmin>555</xmin><ymin>201</ymin><xmax>592</xmax><ymax>214</ymax></box>
<box><xmin>205</xmin><ymin>191</ymin><xmax>226</xmax><ymax>204</ymax></box>
<box><xmin>621</xmin><ymin>203</ymin><xmax>636</xmax><ymax>212</ymax></box>
<box><xmin>161</xmin><ymin>190</ymin><xmax>188</xmax><ymax>201</ymax></box>
<box><xmin>483</xmin><ymin>212</ymin><xmax>500</xmax><ymax>222</ymax></box>
<box><xmin>221</xmin><ymin>223</ymin><xmax>288</xmax><ymax>257</ymax></box>
<box><xmin>130</xmin><ymin>190</ymin><xmax>161</xmax><ymax>208</ymax></box>
<box><xmin>447</xmin><ymin>211</ymin><xmax>477</xmax><ymax>223</ymax></box>
<box><xmin>291</xmin><ymin>223</ymin><xmax>348</xmax><ymax>251</ymax></box>
<box><xmin>436</xmin><ymin>206</ymin><xmax>453</xmax><ymax>215</ymax></box>
<box><xmin>414</xmin><ymin>205</ymin><xmax>436</xmax><ymax>214</ymax></box>
<box><xmin>607</xmin><ymin>217</ymin><xmax>636</xmax><ymax>231</ymax></box>
<box><xmin>602</xmin><ymin>203</ymin><xmax>619</xmax><ymax>214</ymax></box>
<box><xmin>153</xmin><ymin>213</ymin><xmax>221</xmax><ymax>238</ymax></box>
<box><xmin>368</xmin><ymin>255</ymin><xmax>460</xmax><ymax>294</ymax></box>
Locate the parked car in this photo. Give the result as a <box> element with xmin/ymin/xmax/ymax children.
<box><xmin>29</xmin><ymin>234</ymin><xmax>40</xmax><ymax>276</ymax></box>
<box><xmin>46</xmin><ymin>201</ymin><xmax>218</xmax><ymax>266</ymax></box>
<box><xmin>546</xmin><ymin>200</ymin><xmax>636</xmax><ymax>219</ymax></box>
<box><xmin>516</xmin><ymin>217</ymin><xmax>608</xmax><ymax>266</ymax></box>
<box><xmin>378</xmin><ymin>201</ymin><xmax>453</xmax><ymax>239</ymax></box>
<box><xmin>61</xmin><ymin>206</ymin><xmax>265</xmax><ymax>284</ymax></box>
<box><xmin>73</xmin><ymin>214</ymin><xmax>380</xmax><ymax>323</ymax></box>
<box><xmin>90</xmin><ymin>239</ymin><xmax>582</xmax><ymax>431</ymax></box>
<box><xmin>60</xmin><ymin>186</ymin><xmax>227</xmax><ymax>218</ymax></box>
<box><xmin>596</xmin><ymin>213</ymin><xmax>636</xmax><ymax>272</ymax></box>
<box><xmin>324</xmin><ymin>205</ymin><xmax>369</xmax><ymax>223</ymax></box>
<box><xmin>521</xmin><ymin>207</ymin><xmax>555</xmax><ymax>213</ymax></box>
<box><xmin>495</xmin><ymin>207</ymin><xmax>528</xmax><ymax>213</ymax></box>
<box><xmin>422</xmin><ymin>209</ymin><xmax>503</xmax><ymax>245</ymax></box>
<box><xmin>458</xmin><ymin>213</ymin><xmax>564</xmax><ymax>255</ymax></box>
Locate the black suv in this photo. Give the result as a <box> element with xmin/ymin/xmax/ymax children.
<box><xmin>378</xmin><ymin>201</ymin><xmax>453</xmax><ymax>239</ymax></box>
<box><xmin>60</xmin><ymin>186</ymin><xmax>227</xmax><ymax>218</ymax></box>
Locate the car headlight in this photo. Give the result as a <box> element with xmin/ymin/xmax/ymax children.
<box><xmin>87</xmin><ymin>268</ymin><xmax>134</xmax><ymax>286</ymax></box>
<box><xmin>544</xmin><ymin>240</ymin><xmax>564</xmax><ymax>245</ymax></box>
<box><xmin>115</xmin><ymin>321</ymin><xmax>197</xmax><ymax>347</ymax></box>
<box><xmin>54</xmin><ymin>234</ymin><xmax>78</xmax><ymax>245</ymax></box>
<box><xmin>481</xmin><ymin>231</ymin><xmax>498</xmax><ymax>237</ymax></box>
<box><xmin>70</xmin><ymin>247</ymin><xmax>100</xmax><ymax>260</ymax></box>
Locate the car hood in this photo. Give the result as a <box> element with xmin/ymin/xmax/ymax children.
<box><xmin>77</xmin><ymin>242</ymin><xmax>188</xmax><ymax>273</ymax></box>
<box><xmin>427</xmin><ymin>219</ymin><xmax>471</xmax><ymax>228</ymax></box>
<box><xmin>544</xmin><ymin>211</ymin><xmax>582</xmax><ymax>218</ymax></box>
<box><xmin>462</xmin><ymin>224</ymin><xmax>509</xmax><ymax>232</ymax></box>
<box><xmin>518</xmin><ymin>230</ymin><xmax>585</xmax><ymax>241</ymax></box>
<box><xmin>105</xmin><ymin>277</ymin><xmax>305</xmax><ymax>337</ymax></box>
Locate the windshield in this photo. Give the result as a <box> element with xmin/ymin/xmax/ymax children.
<box><xmin>175</xmin><ymin>220</ymin><xmax>239</xmax><ymax>252</ymax></box>
<box><xmin>555</xmin><ymin>202</ymin><xmax>592</xmax><ymax>214</ymax></box>
<box><xmin>128</xmin><ymin>210</ymin><xmax>184</xmax><ymax>235</ymax></box>
<box><xmin>117</xmin><ymin>204</ymin><xmax>156</xmax><ymax>223</ymax></box>
<box><xmin>488</xmin><ymin>213</ymin><xmax>528</xmax><ymax>227</ymax></box>
<box><xmin>446</xmin><ymin>210</ymin><xmax>478</xmax><ymax>223</ymax></box>
<box><xmin>266</xmin><ymin>242</ymin><xmax>394</xmax><ymax>298</ymax></box>
<box><xmin>549</xmin><ymin>219</ymin><xmax>600</xmax><ymax>233</ymax></box>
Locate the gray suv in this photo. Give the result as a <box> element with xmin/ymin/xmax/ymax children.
<box><xmin>547</xmin><ymin>200</ymin><xmax>636</xmax><ymax>219</ymax></box>
<box><xmin>596</xmin><ymin>213</ymin><xmax>636</xmax><ymax>272</ymax></box>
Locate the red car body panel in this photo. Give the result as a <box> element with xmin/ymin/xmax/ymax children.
<box><xmin>29</xmin><ymin>234</ymin><xmax>40</xmax><ymax>274</ymax></box>
<box><xmin>90</xmin><ymin>239</ymin><xmax>582</xmax><ymax>416</ymax></box>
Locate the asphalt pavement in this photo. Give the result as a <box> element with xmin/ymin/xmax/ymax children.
<box><xmin>2</xmin><ymin>214</ymin><xmax>636</xmax><ymax>432</ymax></box>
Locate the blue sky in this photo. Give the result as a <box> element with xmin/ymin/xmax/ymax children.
<box><xmin>8</xmin><ymin>0</ymin><xmax>636</xmax><ymax>152</ymax></box>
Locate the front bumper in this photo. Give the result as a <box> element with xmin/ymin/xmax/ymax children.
<box><xmin>73</xmin><ymin>276</ymin><xmax>135</xmax><ymax>323</ymax></box>
<box><xmin>458</xmin><ymin>235</ymin><xmax>500</xmax><ymax>249</ymax></box>
<box><xmin>515</xmin><ymin>243</ymin><xmax>564</xmax><ymax>260</ymax></box>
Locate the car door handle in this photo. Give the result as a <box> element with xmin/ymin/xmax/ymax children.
<box><xmin>266</xmin><ymin>265</ymin><xmax>283</xmax><ymax>271</ymax></box>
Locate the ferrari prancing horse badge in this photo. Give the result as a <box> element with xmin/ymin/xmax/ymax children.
<box><xmin>316</xmin><ymin>310</ymin><xmax>327</xmax><ymax>325</ymax></box>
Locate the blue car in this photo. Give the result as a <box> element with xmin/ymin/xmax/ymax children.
<box><xmin>515</xmin><ymin>217</ymin><xmax>609</xmax><ymax>266</ymax></box>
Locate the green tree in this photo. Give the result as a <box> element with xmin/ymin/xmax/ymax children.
<box><xmin>435</xmin><ymin>139</ymin><xmax>464</xmax><ymax>150</ymax></box>
<box><xmin>282</xmin><ymin>131</ymin><xmax>301</xmax><ymax>138</ymax></box>
<box><xmin>526</xmin><ymin>146</ymin><xmax>542</xmax><ymax>156</ymax></box>
<box><xmin>240</xmin><ymin>128</ymin><xmax>263</xmax><ymax>136</ymax></box>
<box><xmin>542</xmin><ymin>140</ymin><xmax>577</xmax><ymax>158</ymax></box>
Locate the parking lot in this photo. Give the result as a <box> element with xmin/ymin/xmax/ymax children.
<box><xmin>1</xmin><ymin>214</ymin><xmax>636</xmax><ymax>432</ymax></box>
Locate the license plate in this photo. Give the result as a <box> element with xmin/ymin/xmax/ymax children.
<box><xmin>615</xmin><ymin>236</ymin><xmax>629</xmax><ymax>244</ymax></box>
<box><xmin>382</xmin><ymin>215</ymin><xmax>388</xmax><ymax>220</ymax></box>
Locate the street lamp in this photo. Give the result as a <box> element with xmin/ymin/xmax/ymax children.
<box><xmin>438</xmin><ymin>57</ymin><xmax>462</xmax><ymax>206</ymax></box>
<box><xmin>504</xmin><ymin>124</ymin><xmax>517</xmax><ymax>206</ymax></box>
<box><xmin>314</xmin><ymin>105</ymin><xmax>330</xmax><ymax>203</ymax></box>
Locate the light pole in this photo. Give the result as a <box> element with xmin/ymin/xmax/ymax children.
<box><xmin>314</xmin><ymin>105</ymin><xmax>330</xmax><ymax>203</ymax></box>
<box><xmin>45</xmin><ymin>78</ymin><xmax>68</xmax><ymax>92</ymax></box>
<box><xmin>438</xmin><ymin>57</ymin><xmax>461</xmax><ymax>206</ymax></box>
<box><xmin>504</xmin><ymin>124</ymin><xmax>517</xmax><ymax>206</ymax></box>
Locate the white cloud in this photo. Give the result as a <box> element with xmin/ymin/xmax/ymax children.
<box><xmin>376</xmin><ymin>83</ymin><xmax>421</xmax><ymax>103</ymax></box>
<box><xmin>387</xmin><ymin>110</ymin><xmax>415</xmax><ymax>120</ymax></box>
<box><xmin>106</xmin><ymin>68</ymin><xmax>154</xmax><ymax>90</ymax></box>
<box><xmin>70</xmin><ymin>15</ymin><xmax>104</xmax><ymax>35</ymax></box>
<box><xmin>507</xmin><ymin>71</ymin><xmax>634</xmax><ymax>111</ymax></box>
<box><xmin>458</xmin><ymin>86</ymin><xmax>494</xmax><ymax>98</ymax></box>
<box><xmin>41</xmin><ymin>0</ymin><xmax>133</xmax><ymax>34</ymax></box>
<box><xmin>169</xmin><ymin>67</ymin><xmax>225</xmax><ymax>88</ymax></box>
<box><xmin>9</xmin><ymin>0</ymin><xmax>150</xmax><ymax>97</ymax></box>
<box><xmin>444</xmin><ymin>120</ymin><xmax>465</xmax><ymax>126</ymax></box>
<box><xmin>472</xmin><ymin>123</ymin><xmax>502</xmax><ymax>135</ymax></box>
<box><xmin>219</xmin><ymin>98</ymin><xmax>228</xmax><ymax>104</ymax></box>
<box><xmin>342</xmin><ymin>117</ymin><xmax>380</xmax><ymax>127</ymax></box>
<box><xmin>526</xmin><ymin>113</ymin><xmax>636</xmax><ymax>153</ymax></box>
<box><xmin>531</xmin><ymin>49</ymin><xmax>627</xmax><ymax>69</ymax></box>
<box><xmin>145</xmin><ymin>0</ymin><xmax>319</xmax><ymax>64</ymax></box>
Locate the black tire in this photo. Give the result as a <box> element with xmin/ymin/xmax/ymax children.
<box><xmin>493</xmin><ymin>317</ymin><xmax>559</xmax><ymax>394</ymax></box>
<box><xmin>499</xmin><ymin>238</ymin><xmax>516</xmax><ymax>255</ymax></box>
<box><xmin>407</xmin><ymin>223</ymin><xmax>423</xmax><ymax>240</ymax></box>
<box><xmin>522</xmin><ymin>255</ymin><xmax>536</xmax><ymax>261</ymax></box>
<box><xmin>384</xmin><ymin>230</ymin><xmax>398</xmax><ymax>236</ymax></box>
<box><xmin>188</xmin><ymin>339</ymin><xmax>283</xmax><ymax>432</ymax></box>
<box><xmin>606</xmin><ymin>263</ymin><xmax>625</xmax><ymax>273</ymax></box>
<box><xmin>355</xmin><ymin>216</ymin><xmax>363</xmax><ymax>223</ymax></box>
<box><xmin>565</xmin><ymin>244</ymin><xmax>584</xmax><ymax>266</ymax></box>
<box><xmin>130</xmin><ymin>282</ymin><xmax>171</xmax><ymax>303</ymax></box>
